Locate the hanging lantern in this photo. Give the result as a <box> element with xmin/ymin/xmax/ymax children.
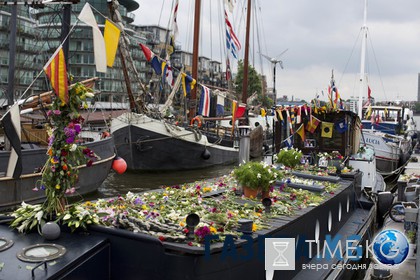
<box><xmin>112</xmin><ymin>156</ymin><xmax>127</xmax><ymax>174</ymax></box>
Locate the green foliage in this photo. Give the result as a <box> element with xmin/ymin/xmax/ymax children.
<box><xmin>232</xmin><ymin>161</ymin><xmax>280</xmax><ymax>190</ymax></box>
<box><xmin>234</xmin><ymin>60</ymin><xmax>262</xmax><ymax>102</ymax></box>
<box><xmin>276</xmin><ymin>148</ymin><xmax>303</xmax><ymax>168</ymax></box>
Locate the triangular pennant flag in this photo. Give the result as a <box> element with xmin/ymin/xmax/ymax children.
<box><xmin>321</xmin><ymin>122</ymin><xmax>334</xmax><ymax>138</ymax></box>
<box><xmin>104</xmin><ymin>19</ymin><xmax>121</xmax><ymax>67</ymax></box>
<box><xmin>181</xmin><ymin>73</ymin><xmax>196</xmax><ymax>97</ymax></box>
<box><xmin>276</xmin><ymin>108</ymin><xmax>284</xmax><ymax>124</ymax></box>
<box><xmin>139</xmin><ymin>43</ymin><xmax>153</xmax><ymax>62</ymax></box>
<box><xmin>296</xmin><ymin>124</ymin><xmax>306</xmax><ymax>142</ymax></box>
<box><xmin>198</xmin><ymin>85</ymin><xmax>211</xmax><ymax>117</ymax></box>
<box><xmin>235</xmin><ymin>103</ymin><xmax>246</xmax><ymax>118</ymax></box>
<box><xmin>306</xmin><ymin>115</ymin><xmax>320</xmax><ymax>134</ymax></box>
<box><xmin>78</xmin><ymin>3</ymin><xmax>107</xmax><ymax>73</ymax></box>
<box><xmin>43</xmin><ymin>46</ymin><xmax>68</xmax><ymax>104</ymax></box>
<box><xmin>151</xmin><ymin>56</ymin><xmax>162</xmax><ymax>75</ymax></box>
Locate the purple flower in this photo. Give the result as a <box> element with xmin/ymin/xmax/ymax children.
<box><xmin>66</xmin><ymin>137</ymin><xmax>75</xmax><ymax>144</ymax></box>
<box><xmin>40</xmin><ymin>185</ymin><xmax>46</xmax><ymax>190</ymax></box>
<box><xmin>195</xmin><ymin>226</ymin><xmax>211</xmax><ymax>240</ymax></box>
<box><xmin>74</xmin><ymin>124</ymin><xmax>81</xmax><ymax>133</ymax></box>
<box><xmin>53</xmin><ymin>110</ymin><xmax>61</xmax><ymax>115</ymax></box>
<box><xmin>133</xmin><ymin>197</ymin><xmax>144</xmax><ymax>205</ymax></box>
<box><xmin>64</xmin><ymin>127</ymin><xmax>76</xmax><ymax>137</ymax></box>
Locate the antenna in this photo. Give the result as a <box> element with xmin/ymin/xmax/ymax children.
<box><xmin>259</xmin><ymin>48</ymin><xmax>288</xmax><ymax>101</ymax></box>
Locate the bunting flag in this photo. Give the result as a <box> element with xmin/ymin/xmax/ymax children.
<box><xmin>216</xmin><ymin>94</ymin><xmax>225</xmax><ymax>116</ymax></box>
<box><xmin>139</xmin><ymin>43</ymin><xmax>153</xmax><ymax>62</ymax></box>
<box><xmin>181</xmin><ymin>73</ymin><xmax>196</xmax><ymax>97</ymax></box>
<box><xmin>1</xmin><ymin>103</ymin><xmax>22</xmax><ymax>179</ymax></box>
<box><xmin>231</xmin><ymin>100</ymin><xmax>237</xmax><ymax>135</ymax></box>
<box><xmin>161</xmin><ymin>61</ymin><xmax>174</xmax><ymax>88</ymax></box>
<box><xmin>276</xmin><ymin>108</ymin><xmax>284</xmax><ymax>124</ymax></box>
<box><xmin>104</xmin><ymin>19</ymin><xmax>121</xmax><ymax>67</ymax></box>
<box><xmin>296</xmin><ymin>106</ymin><xmax>301</xmax><ymax>124</ymax></box>
<box><xmin>151</xmin><ymin>56</ymin><xmax>162</xmax><ymax>75</ymax></box>
<box><xmin>43</xmin><ymin>46</ymin><xmax>69</xmax><ymax>104</ymax></box>
<box><xmin>198</xmin><ymin>85</ymin><xmax>211</xmax><ymax>117</ymax></box>
<box><xmin>306</xmin><ymin>115</ymin><xmax>320</xmax><ymax>134</ymax></box>
<box><xmin>172</xmin><ymin>0</ymin><xmax>179</xmax><ymax>38</ymax></box>
<box><xmin>368</xmin><ymin>85</ymin><xmax>371</xmax><ymax>99</ymax></box>
<box><xmin>335</xmin><ymin>119</ymin><xmax>348</xmax><ymax>134</ymax></box>
<box><xmin>296</xmin><ymin>124</ymin><xmax>306</xmax><ymax>142</ymax></box>
<box><xmin>321</xmin><ymin>122</ymin><xmax>334</xmax><ymax>138</ymax></box>
<box><xmin>365</xmin><ymin>105</ymin><xmax>372</xmax><ymax>119</ymax></box>
<box><xmin>224</xmin><ymin>10</ymin><xmax>241</xmax><ymax>59</ymax></box>
<box><xmin>78</xmin><ymin>3</ymin><xmax>107</xmax><ymax>73</ymax></box>
<box><xmin>260</xmin><ymin>108</ymin><xmax>266</xmax><ymax>117</ymax></box>
<box><xmin>166</xmin><ymin>35</ymin><xmax>175</xmax><ymax>56</ymax></box>
<box><xmin>285</xmin><ymin>110</ymin><xmax>294</xmax><ymax>134</ymax></box>
<box><xmin>235</xmin><ymin>103</ymin><xmax>246</xmax><ymax>118</ymax></box>
<box><xmin>284</xmin><ymin>135</ymin><xmax>293</xmax><ymax>148</ymax></box>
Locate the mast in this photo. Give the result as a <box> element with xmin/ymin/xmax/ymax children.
<box><xmin>108</xmin><ymin>0</ymin><xmax>148</xmax><ymax>114</ymax></box>
<box><xmin>357</xmin><ymin>0</ymin><xmax>368</xmax><ymax>119</ymax></box>
<box><xmin>241</xmin><ymin>0</ymin><xmax>252</xmax><ymax>104</ymax></box>
<box><xmin>188</xmin><ymin>0</ymin><xmax>201</xmax><ymax>120</ymax></box>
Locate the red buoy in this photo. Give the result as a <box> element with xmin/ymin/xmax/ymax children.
<box><xmin>112</xmin><ymin>156</ymin><xmax>127</xmax><ymax>174</ymax></box>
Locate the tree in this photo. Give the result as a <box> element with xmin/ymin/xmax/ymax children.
<box><xmin>234</xmin><ymin>60</ymin><xmax>263</xmax><ymax>103</ymax></box>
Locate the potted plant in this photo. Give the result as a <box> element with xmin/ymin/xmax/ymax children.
<box><xmin>232</xmin><ymin>161</ymin><xmax>280</xmax><ymax>198</ymax></box>
<box><xmin>275</xmin><ymin>147</ymin><xmax>303</xmax><ymax>169</ymax></box>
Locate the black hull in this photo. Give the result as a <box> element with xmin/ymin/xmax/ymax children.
<box><xmin>88</xmin><ymin>172</ymin><xmax>375</xmax><ymax>280</ymax></box>
<box><xmin>112</xmin><ymin>120</ymin><xmax>238</xmax><ymax>171</ymax></box>
<box><xmin>0</xmin><ymin>137</ymin><xmax>115</xmax><ymax>210</ymax></box>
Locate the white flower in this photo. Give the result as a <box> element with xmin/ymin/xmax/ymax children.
<box><xmin>85</xmin><ymin>92</ymin><xmax>94</xmax><ymax>98</ymax></box>
<box><xmin>70</xmin><ymin>144</ymin><xmax>77</xmax><ymax>152</ymax></box>
<box><xmin>35</xmin><ymin>210</ymin><xmax>44</xmax><ymax>222</ymax></box>
<box><xmin>257</xmin><ymin>173</ymin><xmax>261</xmax><ymax>179</ymax></box>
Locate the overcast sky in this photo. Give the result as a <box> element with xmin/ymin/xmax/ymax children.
<box><xmin>133</xmin><ymin>0</ymin><xmax>420</xmax><ymax>102</ymax></box>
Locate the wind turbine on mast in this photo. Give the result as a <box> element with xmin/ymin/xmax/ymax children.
<box><xmin>260</xmin><ymin>48</ymin><xmax>288</xmax><ymax>101</ymax></box>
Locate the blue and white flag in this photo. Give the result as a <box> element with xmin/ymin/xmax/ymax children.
<box><xmin>284</xmin><ymin>135</ymin><xmax>293</xmax><ymax>149</ymax></box>
<box><xmin>198</xmin><ymin>85</ymin><xmax>211</xmax><ymax>117</ymax></box>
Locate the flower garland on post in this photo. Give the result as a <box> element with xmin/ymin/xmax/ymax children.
<box><xmin>10</xmin><ymin>79</ymin><xmax>97</xmax><ymax>233</ymax></box>
<box><xmin>43</xmin><ymin>81</ymin><xmax>96</xmax><ymax>214</ymax></box>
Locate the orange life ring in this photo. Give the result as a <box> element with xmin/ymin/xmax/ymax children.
<box><xmin>190</xmin><ymin>116</ymin><xmax>202</xmax><ymax>128</ymax></box>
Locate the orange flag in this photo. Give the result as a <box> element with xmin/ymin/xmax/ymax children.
<box><xmin>296</xmin><ymin>124</ymin><xmax>306</xmax><ymax>142</ymax></box>
<box><xmin>43</xmin><ymin>46</ymin><xmax>68</xmax><ymax>104</ymax></box>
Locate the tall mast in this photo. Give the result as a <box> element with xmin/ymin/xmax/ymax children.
<box><xmin>357</xmin><ymin>0</ymin><xmax>368</xmax><ymax>119</ymax></box>
<box><xmin>241</xmin><ymin>0</ymin><xmax>252</xmax><ymax>104</ymax></box>
<box><xmin>188</xmin><ymin>0</ymin><xmax>201</xmax><ymax>120</ymax></box>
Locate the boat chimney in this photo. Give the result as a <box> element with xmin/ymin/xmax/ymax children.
<box><xmin>238</xmin><ymin>126</ymin><xmax>251</xmax><ymax>163</ymax></box>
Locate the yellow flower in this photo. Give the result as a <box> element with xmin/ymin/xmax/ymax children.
<box><xmin>141</xmin><ymin>205</ymin><xmax>147</xmax><ymax>210</ymax></box>
<box><xmin>252</xmin><ymin>223</ymin><xmax>257</xmax><ymax>232</ymax></box>
<box><xmin>209</xmin><ymin>226</ymin><xmax>217</xmax><ymax>234</ymax></box>
<box><xmin>55</xmin><ymin>184</ymin><xmax>61</xmax><ymax>190</ymax></box>
<box><xmin>202</xmin><ymin>187</ymin><xmax>212</xmax><ymax>193</ymax></box>
<box><xmin>179</xmin><ymin>221</ymin><xmax>185</xmax><ymax>227</ymax></box>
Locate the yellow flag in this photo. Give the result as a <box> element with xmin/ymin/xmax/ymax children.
<box><xmin>104</xmin><ymin>19</ymin><xmax>121</xmax><ymax>67</ymax></box>
<box><xmin>296</xmin><ymin>124</ymin><xmax>306</xmax><ymax>142</ymax></box>
<box><xmin>321</xmin><ymin>122</ymin><xmax>333</xmax><ymax>138</ymax></box>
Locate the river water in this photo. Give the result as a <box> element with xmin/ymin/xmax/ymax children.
<box><xmin>94</xmin><ymin>163</ymin><xmax>237</xmax><ymax>199</ymax></box>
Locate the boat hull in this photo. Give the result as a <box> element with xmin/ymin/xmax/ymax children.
<box><xmin>111</xmin><ymin>113</ymin><xmax>239</xmax><ymax>170</ymax></box>
<box><xmin>0</xmin><ymin>136</ymin><xmax>115</xmax><ymax>210</ymax></box>
<box><xmin>362</xmin><ymin>130</ymin><xmax>404</xmax><ymax>173</ymax></box>
<box><xmin>88</xmin><ymin>174</ymin><xmax>375</xmax><ymax>280</ymax></box>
